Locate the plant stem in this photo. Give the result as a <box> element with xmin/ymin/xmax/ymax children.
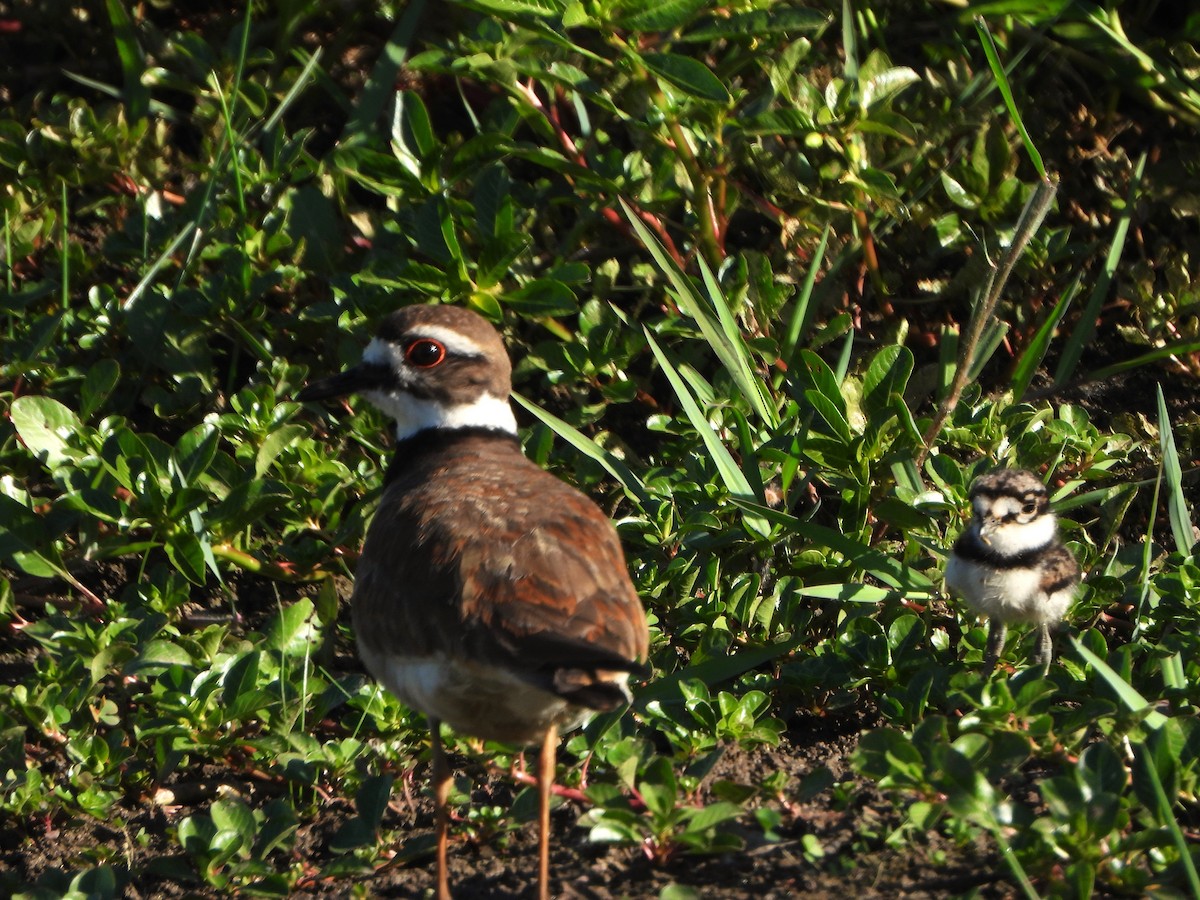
<box><xmin>915</xmin><ymin>175</ymin><xmax>1058</xmax><ymax>467</ymax></box>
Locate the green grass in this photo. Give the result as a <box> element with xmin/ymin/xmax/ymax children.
<box><xmin>2</xmin><ymin>1</ymin><xmax>1200</xmax><ymax>897</ymax></box>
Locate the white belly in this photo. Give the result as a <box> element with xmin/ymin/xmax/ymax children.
<box><xmin>945</xmin><ymin>555</ymin><xmax>1070</xmax><ymax>625</ymax></box>
<box><xmin>357</xmin><ymin>641</ymin><xmax>596</xmax><ymax>744</ymax></box>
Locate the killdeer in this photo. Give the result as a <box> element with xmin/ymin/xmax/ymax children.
<box><xmin>297</xmin><ymin>304</ymin><xmax>650</xmax><ymax>900</ymax></box>
<box><xmin>944</xmin><ymin>468</ymin><xmax>1080</xmax><ymax>674</ymax></box>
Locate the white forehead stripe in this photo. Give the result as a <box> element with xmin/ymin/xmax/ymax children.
<box><xmin>362</xmin><ymin>337</ymin><xmax>396</xmax><ymax>366</ymax></box>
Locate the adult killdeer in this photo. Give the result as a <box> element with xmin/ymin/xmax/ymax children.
<box><xmin>944</xmin><ymin>468</ymin><xmax>1080</xmax><ymax>674</ymax></box>
<box><xmin>297</xmin><ymin>304</ymin><xmax>650</xmax><ymax>900</ymax></box>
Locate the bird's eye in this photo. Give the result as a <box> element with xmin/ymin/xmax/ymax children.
<box><xmin>1022</xmin><ymin>501</ymin><xmax>1038</xmax><ymax>514</ymax></box>
<box><xmin>405</xmin><ymin>338</ymin><xmax>446</xmax><ymax>368</ymax></box>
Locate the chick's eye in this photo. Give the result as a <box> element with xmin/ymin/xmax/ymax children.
<box><xmin>1022</xmin><ymin>501</ymin><xmax>1038</xmax><ymax>514</ymax></box>
<box><xmin>405</xmin><ymin>339</ymin><xmax>446</xmax><ymax>368</ymax></box>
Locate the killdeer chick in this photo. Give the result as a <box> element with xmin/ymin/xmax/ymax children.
<box><xmin>297</xmin><ymin>304</ymin><xmax>650</xmax><ymax>900</ymax></box>
<box><xmin>944</xmin><ymin>468</ymin><xmax>1080</xmax><ymax>674</ymax></box>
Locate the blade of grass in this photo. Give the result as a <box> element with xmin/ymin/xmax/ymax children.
<box><xmin>60</xmin><ymin>182</ymin><xmax>68</xmax><ymax>309</ymax></box>
<box><xmin>781</xmin><ymin>223</ymin><xmax>830</xmax><ymax>370</ymax></box>
<box><xmin>123</xmin><ymin>219</ymin><xmax>197</xmax><ymax>310</ymax></box>
<box><xmin>511</xmin><ymin>392</ymin><xmax>649</xmax><ymax>508</ymax></box>
<box><xmin>643</xmin><ymin>328</ymin><xmax>770</xmax><ymax>537</ymax></box>
<box><xmin>974</xmin><ymin>16</ymin><xmax>1045</xmax><ymax>178</ymax></box>
<box><xmin>1132</xmin><ymin>462</ymin><xmax>1163</xmax><ymax>644</ymax></box>
<box><xmin>263</xmin><ymin>48</ymin><xmax>325</xmax><ymax>134</ymax></box>
<box><xmin>918</xmin><ymin>176</ymin><xmax>1057</xmax><ymax>465</ymax></box>
<box><xmin>61</xmin><ymin>70</ymin><xmax>180</xmax><ymax>120</ymax></box>
<box><xmin>1070</xmin><ymin>637</ymin><xmax>1168</xmax><ymax>730</ymax></box>
<box><xmin>1135</xmin><ymin>740</ymin><xmax>1200</xmax><ymax>899</ymax></box>
<box><xmin>1156</xmin><ymin>384</ymin><xmax>1193</xmax><ymax>554</ymax></box>
<box><xmin>1078</xmin><ymin>338</ymin><xmax>1200</xmax><ymax>384</ymax></box>
<box><xmin>729</xmin><ymin>497</ymin><xmax>935</xmax><ymax>590</ymax></box>
<box><xmin>965</xmin><ymin>319</ymin><xmax>1009</xmax><ymax>383</ymax></box>
<box><xmin>697</xmin><ymin>254</ymin><xmax>779</xmax><ymax>427</ymax></box>
<box><xmin>1012</xmin><ymin>272</ymin><xmax>1081</xmax><ymax>401</ymax></box>
<box><xmin>1054</xmin><ymin>150</ymin><xmax>1145</xmax><ymax>384</ymax></box>
<box><xmin>105</xmin><ymin>0</ymin><xmax>150</xmax><ymax>121</ymax></box>
<box><xmin>342</xmin><ymin>0</ymin><xmax>429</xmax><ymax>144</ymax></box>
<box><xmin>622</xmin><ymin>200</ymin><xmax>776</xmax><ymax>427</ymax></box>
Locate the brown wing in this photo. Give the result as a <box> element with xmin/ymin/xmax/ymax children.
<box><xmin>1038</xmin><ymin>542</ymin><xmax>1080</xmax><ymax>595</ymax></box>
<box><xmin>352</xmin><ymin>435</ymin><xmax>649</xmax><ymax>708</ymax></box>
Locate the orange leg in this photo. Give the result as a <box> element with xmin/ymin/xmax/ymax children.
<box><xmin>538</xmin><ymin>724</ymin><xmax>557</xmax><ymax>900</ymax></box>
<box><xmin>430</xmin><ymin>719</ymin><xmax>452</xmax><ymax>900</ymax></box>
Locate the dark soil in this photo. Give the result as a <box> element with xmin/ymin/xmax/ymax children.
<box><xmin>0</xmin><ymin>703</ymin><xmax>1005</xmax><ymax>899</ymax></box>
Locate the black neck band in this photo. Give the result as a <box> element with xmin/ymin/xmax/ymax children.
<box><xmin>383</xmin><ymin>426</ymin><xmax>521</xmax><ymax>485</ymax></box>
<box><xmin>952</xmin><ymin>530</ymin><xmax>1056</xmax><ymax>569</ymax></box>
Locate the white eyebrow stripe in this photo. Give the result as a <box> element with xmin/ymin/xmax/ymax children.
<box><xmin>360</xmin><ymin>328</ymin><xmax>489</xmax><ymax>366</ymax></box>
<box><xmin>414</xmin><ymin>324</ymin><xmax>490</xmax><ymax>357</ymax></box>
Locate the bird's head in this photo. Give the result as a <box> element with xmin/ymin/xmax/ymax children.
<box><xmin>967</xmin><ymin>468</ymin><xmax>1056</xmax><ymax>552</ymax></box>
<box><xmin>297</xmin><ymin>305</ymin><xmax>517</xmax><ymax>441</ymax></box>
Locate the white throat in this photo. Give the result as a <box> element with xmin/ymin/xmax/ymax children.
<box><xmin>981</xmin><ymin>513</ymin><xmax>1058</xmax><ymax>557</ymax></box>
<box><xmin>364</xmin><ymin>388</ymin><xmax>517</xmax><ymax>441</ymax></box>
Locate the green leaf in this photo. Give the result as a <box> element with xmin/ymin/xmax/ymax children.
<box><xmin>393</xmin><ymin>90</ymin><xmax>436</xmax><ymax>179</ymax></box>
<box><xmin>862</xmin><ymin>344</ymin><xmax>913</xmax><ymax>417</ymax></box>
<box><xmin>640</xmin><ymin>53</ymin><xmax>731</xmax><ymax>103</ymax></box>
<box><xmin>512</xmin><ymin>393</ymin><xmax>649</xmax><ymax>507</ymax></box>
<box><xmin>10</xmin><ymin>396</ymin><xmax>83</xmax><ymax>469</ymax></box>
<box><xmin>615</xmin><ymin>0</ymin><xmax>708</xmax><ymax>31</ymax></box>
<box><xmin>1011</xmin><ymin>273</ymin><xmax>1080</xmax><ymax>401</ymax></box>
<box><xmin>127</xmin><ymin>639</ymin><xmax>195</xmax><ymax>673</ymax></box>
<box><xmin>1156</xmin><ymin>385</ymin><xmax>1193</xmax><ymax>554</ymax></box>
<box><xmin>860</xmin><ymin>66</ymin><xmax>919</xmax><ymax>109</ymax></box>
<box><xmin>643</xmin><ymin>329</ymin><xmax>770</xmax><ymax>537</ymax></box>
<box><xmin>211</xmin><ymin>796</ymin><xmax>256</xmax><ymax>844</ymax></box>
<box><xmin>255</xmin><ymin>424</ymin><xmax>307</xmax><ymax>480</ymax></box>
<box><xmin>266</xmin><ymin>598</ymin><xmax>317</xmax><ymax>656</ymax></box>
<box><xmin>80</xmin><ymin>358</ymin><xmax>121</xmax><ymax>420</ymax></box>
<box><xmin>1071</xmin><ymin>637</ymin><xmax>1168</xmax><ymax>730</ymax></box>
<box><xmin>468</xmin><ymin>0</ymin><xmax>559</xmax><ymax>14</ymax></box>
<box><xmin>166</xmin><ymin>531</ymin><xmax>207</xmax><ymax>585</ymax></box>
<box><xmin>685</xmin><ymin>801</ymin><xmax>744</xmax><ymax>833</ymax></box>
<box><xmin>173</xmin><ymin>423</ymin><xmax>220</xmax><ymax>486</ymax></box>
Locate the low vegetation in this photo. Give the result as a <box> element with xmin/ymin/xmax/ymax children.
<box><xmin>2</xmin><ymin>1</ymin><xmax>1199</xmax><ymax>897</ymax></box>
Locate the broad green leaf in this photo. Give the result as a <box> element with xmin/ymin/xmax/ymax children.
<box><xmin>173</xmin><ymin>423</ymin><xmax>220</xmax><ymax>485</ymax></box>
<box><xmin>266</xmin><ymin>598</ymin><xmax>317</xmax><ymax>656</ymax></box>
<box><xmin>10</xmin><ymin>396</ymin><xmax>83</xmax><ymax>469</ymax></box>
<box><xmin>211</xmin><ymin>797</ymin><xmax>256</xmax><ymax>843</ymax></box>
<box><xmin>685</xmin><ymin>801</ymin><xmax>745</xmax><ymax>833</ymax></box>
<box><xmin>80</xmin><ymin>358</ymin><xmax>121</xmax><ymax>420</ymax></box>
<box><xmin>862</xmin><ymin>344</ymin><xmax>913</xmax><ymax>416</ymax></box>
<box><xmin>640</xmin><ymin>52</ymin><xmax>731</xmax><ymax>103</ymax></box>
<box><xmin>616</xmin><ymin>0</ymin><xmax>708</xmax><ymax>31</ymax></box>
<box><xmin>255</xmin><ymin>424</ymin><xmax>307</xmax><ymax>480</ymax></box>
<box><xmin>165</xmin><ymin>531</ymin><xmax>207</xmax><ymax>585</ymax></box>
<box><xmin>860</xmin><ymin>66</ymin><xmax>919</xmax><ymax>109</ymax></box>
<box><xmin>127</xmin><ymin>639</ymin><xmax>195</xmax><ymax>673</ymax></box>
